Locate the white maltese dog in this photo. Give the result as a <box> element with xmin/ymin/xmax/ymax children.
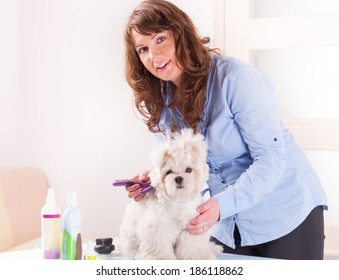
<box><xmin>119</xmin><ymin>129</ymin><xmax>222</xmax><ymax>259</ymax></box>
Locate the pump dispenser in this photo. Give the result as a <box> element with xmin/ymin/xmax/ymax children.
<box><xmin>62</xmin><ymin>192</ymin><xmax>82</xmax><ymax>260</ymax></box>
<box><xmin>41</xmin><ymin>188</ymin><xmax>61</xmax><ymax>259</ymax></box>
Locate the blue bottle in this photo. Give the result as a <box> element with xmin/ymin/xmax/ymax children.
<box><xmin>61</xmin><ymin>192</ymin><xmax>82</xmax><ymax>260</ymax></box>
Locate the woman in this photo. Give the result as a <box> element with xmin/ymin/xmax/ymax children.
<box><xmin>123</xmin><ymin>0</ymin><xmax>328</xmax><ymax>260</ymax></box>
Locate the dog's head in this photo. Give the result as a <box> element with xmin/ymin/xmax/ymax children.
<box><xmin>149</xmin><ymin>129</ymin><xmax>209</xmax><ymax>200</ymax></box>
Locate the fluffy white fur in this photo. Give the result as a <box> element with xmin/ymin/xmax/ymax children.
<box><xmin>119</xmin><ymin>129</ymin><xmax>222</xmax><ymax>259</ymax></box>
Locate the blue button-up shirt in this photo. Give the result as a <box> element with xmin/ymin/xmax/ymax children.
<box><xmin>158</xmin><ymin>54</ymin><xmax>328</xmax><ymax>248</ymax></box>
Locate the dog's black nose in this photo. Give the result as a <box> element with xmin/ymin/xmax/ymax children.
<box><xmin>174</xmin><ymin>176</ymin><xmax>183</xmax><ymax>185</ymax></box>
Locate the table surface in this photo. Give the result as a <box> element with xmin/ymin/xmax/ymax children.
<box><xmin>0</xmin><ymin>248</ymin><xmax>269</xmax><ymax>260</ymax></box>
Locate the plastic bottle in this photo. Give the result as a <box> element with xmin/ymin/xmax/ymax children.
<box><xmin>83</xmin><ymin>240</ymin><xmax>97</xmax><ymax>260</ymax></box>
<box><xmin>41</xmin><ymin>188</ymin><xmax>61</xmax><ymax>259</ymax></box>
<box><xmin>62</xmin><ymin>192</ymin><xmax>82</xmax><ymax>260</ymax></box>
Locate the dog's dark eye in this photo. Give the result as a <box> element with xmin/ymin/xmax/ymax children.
<box><xmin>185</xmin><ymin>168</ymin><xmax>192</xmax><ymax>173</ymax></box>
<box><xmin>165</xmin><ymin>170</ymin><xmax>173</xmax><ymax>175</ymax></box>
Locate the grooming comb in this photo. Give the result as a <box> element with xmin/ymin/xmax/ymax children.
<box><xmin>112</xmin><ymin>179</ymin><xmax>154</xmax><ymax>193</ymax></box>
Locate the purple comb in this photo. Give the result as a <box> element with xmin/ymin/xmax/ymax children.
<box><xmin>112</xmin><ymin>179</ymin><xmax>154</xmax><ymax>194</ymax></box>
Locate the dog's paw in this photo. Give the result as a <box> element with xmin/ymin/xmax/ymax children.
<box><xmin>136</xmin><ymin>252</ymin><xmax>177</xmax><ymax>260</ymax></box>
<box><xmin>213</xmin><ymin>243</ymin><xmax>224</xmax><ymax>256</ymax></box>
<box><xmin>208</xmin><ymin>239</ymin><xmax>224</xmax><ymax>257</ymax></box>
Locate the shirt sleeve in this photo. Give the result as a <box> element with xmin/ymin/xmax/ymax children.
<box><xmin>214</xmin><ymin>64</ymin><xmax>288</xmax><ymax>221</ymax></box>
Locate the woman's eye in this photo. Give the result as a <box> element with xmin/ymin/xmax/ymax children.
<box><xmin>165</xmin><ymin>170</ymin><xmax>173</xmax><ymax>175</ymax></box>
<box><xmin>156</xmin><ymin>36</ymin><xmax>166</xmax><ymax>44</ymax></box>
<box><xmin>138</xmin><ymin>47</ymin><xmax>148</xmax><ymax>54</ymax></box>
<box><xmin>185</xmin><ymin>168</ymin><xmax>192</xmax><ymax>173</ymax></box>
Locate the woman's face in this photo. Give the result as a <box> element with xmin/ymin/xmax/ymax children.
<box><xmin>132</xmin><ymin>29</ymin><xmax>183</xmax><ymax>86</ymax></box>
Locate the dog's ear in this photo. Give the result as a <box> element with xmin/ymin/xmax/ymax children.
<box><xmin>149</xmin><ymin>142</ymin><xmax>168</xmax><ymax>167</ymax></box>
<box><xmin>189</xmin><ymin>139</ymin><xmax>208</xmax><ymax>165</ymax></box>
<box><xmin>148</xmin><ymin>167</ymin><xmax>161</xmax><ymax>189</ymax></box>
<box><xmin>149</xmin><ymin>142</ymin><xmax>171</xmax><ymax>189</ymax></box>
<box><xmin>201</xmin><ymin>161</ymin><xmax>209</xmax><ymax>182</ymax></box>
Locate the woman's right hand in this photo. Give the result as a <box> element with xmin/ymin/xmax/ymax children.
<box><xmin>126</xmin><ymin>170</ymin><xmax>150</xmax><ymax>202</ymax></box>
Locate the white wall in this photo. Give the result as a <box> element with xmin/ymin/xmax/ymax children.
<box><xmin>0</xmin><ymin>0</ymin><xmax>19</xmax><ymax>169</ymax></box>
<box><xmin>0</xmin><ymin>0</ymin><xmax>214</xmax><ymax>240</ymax></box>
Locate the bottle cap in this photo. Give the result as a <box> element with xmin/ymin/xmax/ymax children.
<box><xmin>67</xmin><ymin>192</ymin><xmax>77</xmax><ymax>207</ymax></box>
<box><xmin>46</xmin><ymin>188</ymin><xmax>56</xmax><ymax>205</ymax></box>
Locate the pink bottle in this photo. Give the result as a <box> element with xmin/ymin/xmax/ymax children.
<box><xmin>41</xmin><ymin>188</ymin><xmax>61</xmax><ymax>259</ymax></box>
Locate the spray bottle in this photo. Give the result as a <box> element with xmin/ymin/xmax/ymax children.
<box><xmin>62</xmin><ymin>192</ymin><xmax>82</xmax><ymax>260</ymax></box>
<box><xmin>41</xmin><ymin>188</ymin><xmax>61</xmax><ymax>259</ymax></box>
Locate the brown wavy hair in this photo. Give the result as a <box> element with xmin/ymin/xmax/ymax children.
<box><xmin>124</xmin><ymin>0</ymin><xmax>217</xmax><ymax>133</ymax></box>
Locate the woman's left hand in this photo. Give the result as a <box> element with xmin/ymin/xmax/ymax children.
<box><xmin>185</xmin><ymin>197</ymin><xmax>220</xmax><ymax>235</ymax></box>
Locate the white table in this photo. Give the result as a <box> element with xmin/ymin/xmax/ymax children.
<box><xmin>0</xmin><ymin>247</ymin><xmax>268</xmax><ymax>260</ymax></box>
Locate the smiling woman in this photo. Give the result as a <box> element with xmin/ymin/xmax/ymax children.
<box><xmin>132</xmin><ymin>30</ymin><xmax>183</xmax><ymax>86</ymax></box>
<box><xmin>121</xmin><ymin>0</ymin><xmax>328</xmax><ymax>260</ymax></box>
<box><xmin>124</xmin><ymin>0</ymin><xmax>214</xmax><ymax>134</ymax></box>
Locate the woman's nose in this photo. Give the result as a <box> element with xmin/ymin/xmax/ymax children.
<box><xmin>148</xmin><ymin>46</ymin><xmax>160</xmax><ymax>62</ymax></box>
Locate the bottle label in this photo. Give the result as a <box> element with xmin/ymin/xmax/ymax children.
<box><xmin>41</xmin><ymin>215</ymin><xmax>61</xmax><ymax>259</ymax></box>
<box><xmin>62</xmin><ymin>229</ymin><xmax>81</xmax><ymax>260</ymax></box>
<box><xmin>43</xmin><ymin>214</ymin><xmax>61</xmax><ymax>218</ymax></box>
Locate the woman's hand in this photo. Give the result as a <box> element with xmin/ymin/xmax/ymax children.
<box><xmin>185</xmin><ymin>197</ymin><xmax>220</xmax><ymax>235</ymax></box>
<box><xmin>126</xmin><ymin>170</ymin><xmax>150</xmax><ymax>202</ymax></box>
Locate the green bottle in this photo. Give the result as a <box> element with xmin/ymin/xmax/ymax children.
<box><xmin>62</xmin><ymin>192</ymin><xmax>82</xmax><ymax>260</ymax></box>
